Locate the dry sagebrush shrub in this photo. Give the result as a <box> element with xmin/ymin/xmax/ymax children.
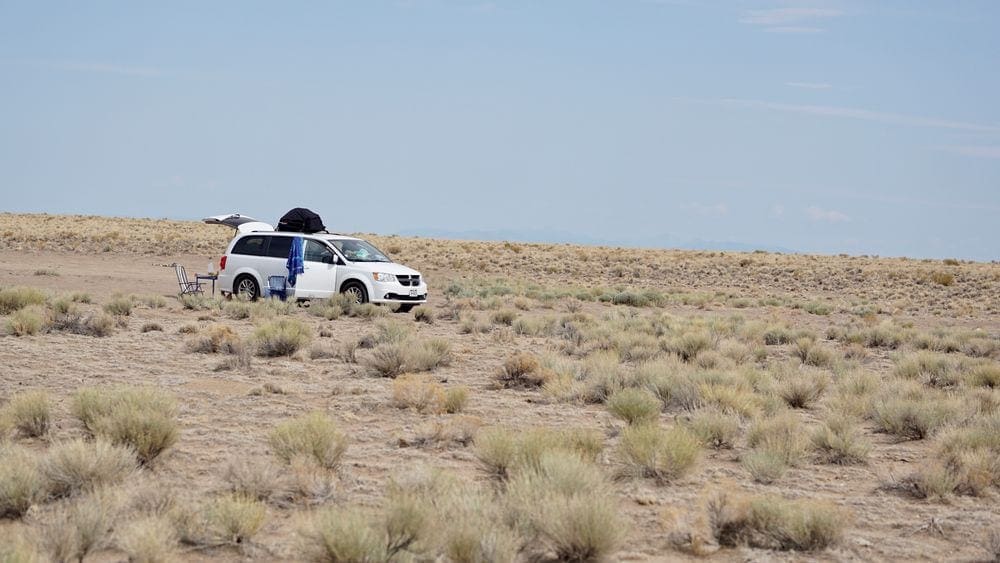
<box><xmin>41</xmin><ymin>438</ymin><xmax>137</xmax><ymax>498</ymax></box>
<box><xmin>475</xmin><ymin>426</ymin><xmax>603</xmax><ymax>479</ymax></box>
<box><xmin>496</xmin><ymin>352</ymin><xmax>544</xmax><ymax>388</ymax></box>
<box><xmin>405</xmin><ymin>415</ymin><xmax>482</xmax><ymax>448</ymax></box>
<box><xmin>44</xmin><ymin>488</ymin><xmax>123</xmax><ymax>562</ymax></box>
<box><xmin>185</xmin><ymin>323</ymin><xmax>242</xmax><ymax>353</ymax></box>
<box><xmin>505</xmin><ymin>451</ymin><xmax>624</xmax><ymax>561</ymax></box>
<box><xmin>0</xmin><ymin>444</ymin><xmax>45</xmax><ymax>518</ymax></box>
<box><xmin>923</xmin><ymin>414</ymin><xmax>1000</xmax><ymax>497</ymax></box>
<box><xmin>71</xmin><ymin>386</ymin><xmax>179</xmax><ymax>464</ymax></box>
<box><xmin>607</xmin><ymin>388</ymin><xmax>661</xmax><ymax>425</ymax></box>
<box><xmin>5</xmin><ymin>305</ymin><xmax>48</xmax><ymax>336</ymax></box>
<box><xmin>792</xmin><ymin>338</ymin><xmax>834</xmax><ymax>368</ymax></box>
<box><xmin>618</xmin><ymin>423</ymin><xmax>700</xmax><ymax>482</ymax></box>
<box><xmin>269</xmin><ymin>412</ymin><xmax>348</xmax><ymax>470</ymax></box>
<box><xmin>811</xmin><ymin>414</ymin><xmax>871</xmax><ymax>465</ymax></box>
<box><xmin>458</xmin><ymin>313</ymin><xmax>490</xmax><ymax>334</ymax></box>
<box><xmin>665</xmin><ymin>331</ymin><xmax>714</xmax><ymax>362</ymax></box>
<box><xmin>704</xmin><ymin>488</ymin><xmax>847</xmax><ymax>551</ymax></box>
<box><xmin>0</xmin><ymin>286</ymin><xmax>47</xmax><ymax>314</ymax></box>
<box><xmin>297</xmin><ymin>507</ymin><xmax>390</xmax><ymax>562</ymax></box>
<box><xmin>490</xmin><ymin>308</ymin><xmax>517</xmax><ymax>326</ymax></box>
<box><xmin>253</xmin><ymin>317</ymin><xmax>312</xmax><ymax>357</ymax></box>
<box><xmin>2</xmin><ymin>390</ymin><xmax>50</xmax><ymax>437</ymax></box>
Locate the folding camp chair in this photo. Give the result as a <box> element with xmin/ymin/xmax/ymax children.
<box><xmin>174</xmin><ymin>264</ymin><xmax>204</xmax><ymax>295</ymax></box>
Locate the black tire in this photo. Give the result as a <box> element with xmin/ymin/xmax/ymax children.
<box><xmin>234</xmin><ymin>275</ymin><xmax>260</xmax><ymax>301</ymax></box>
<box><xmin>395</xmin><ymin>304</ymin><xmax>416</xmax><ymax>313</ymax></box>
<box><xmin>341</xmin><ymin>281</ymin><xmax>368</xmax><ymax>304</ymax></box>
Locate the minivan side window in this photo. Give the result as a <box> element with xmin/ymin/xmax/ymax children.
<box><xmin>304</xmin><ymin>240</ymin><xmax>336</xmax><ymax>263</ymax></box>
<box><xmin>231</xmin><ymin>236</ymin><xmax>267</xmax><ymax>256</ymax></box>
<box><xmin>265</xmin><ymin>236</ymin><xmax>293</xmax><ymax>259</ymax></box>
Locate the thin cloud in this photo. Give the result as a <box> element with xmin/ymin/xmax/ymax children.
<box><xmin>10</xmin><ymin>59</ymin><xmax>161</xmax><ymax>77</ymax></box>
<box><xmin>786</xmin><ymin>81</ymin><xmax>833</xmax><ymax>89</ymax></box>
<box><xmin>937</xmin><ymin>146</ymin><xmax>1000</xmax><ymax>159</ymax></box>
<box><xmin>806</xmin><ymin>206</ymin><xmax>851</xmax><ymax>223</ymax></box>
<box><xmin>681</xmin><ymin>97</ymin><xmax>1000</xmax><ymax>133</ymax></box>
<box><xmin>682</xmin><ymin>202</ymin><xmax>729</xmax><ymax>217</ymax></box>
<box><xmin>769</xmin><ymin>204</ymin><xmax>785</xmax><ymax>218</ymax></box>
<box><xmin>740</xmin><ymin>7</ymin><xmax>843</xmax><ymax>26</ymax></box>
<box><xmin>741</xmin><ymin>7</ymin><xmax>842</xmax><ymax>33</ymax></box>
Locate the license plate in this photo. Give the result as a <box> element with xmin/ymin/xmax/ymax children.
<box><xmin>409</xmin><ymin>289</ymin><xmax>418</xmax><ymax>297</ymax></box>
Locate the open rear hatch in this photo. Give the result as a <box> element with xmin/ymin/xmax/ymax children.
<box><xmin>203</xmin><ymin>213</ymin><xmax>274</xmax><ymax>233</ymax></box>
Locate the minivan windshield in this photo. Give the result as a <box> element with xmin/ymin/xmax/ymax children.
<box><xmin>329</xmin><ymin>239</ymin><xmax>390</xmax><ymax>263</ymax></box>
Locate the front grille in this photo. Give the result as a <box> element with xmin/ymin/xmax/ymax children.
<box><xmin>384</xmin><ymin>293</ymin><xmax>427</xmax><ymax>302</ymax></box>
<box><xmin>396</xmin><ymin>275</ymin><xmax>421</xmax><ymax>287</ymax></box>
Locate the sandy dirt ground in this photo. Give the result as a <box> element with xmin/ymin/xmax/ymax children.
<box><xmin>1</xmin><ymin>228</ymin><xmax>999</xmax><ymax>562</ymax></box>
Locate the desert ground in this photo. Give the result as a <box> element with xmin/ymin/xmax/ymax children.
<box><xmin>1</xmin><ymin>212</ymin><xmax>999</xmax><ymax>562</ymax></box>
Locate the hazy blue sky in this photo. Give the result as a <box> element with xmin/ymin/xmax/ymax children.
<box><xmin>1</xmin><ymin>1</ymin><xmax>998</xmax><ymax>259</ymax></box>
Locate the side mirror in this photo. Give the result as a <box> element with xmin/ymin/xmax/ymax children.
<box><xmin>322</xmin><ymin>255</ymin><xmax>334</xmax><ymax>264</ymax></box>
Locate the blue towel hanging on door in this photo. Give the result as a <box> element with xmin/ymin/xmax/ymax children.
<box><xmin>286</xmin><ymin>236</ymin><xmax>305</xmax><ymax>287</ymax></box>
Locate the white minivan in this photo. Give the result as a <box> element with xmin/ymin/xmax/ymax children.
<box><xmin>206</xmin><ymin>215</ymin><xmax>428</xmax><ymax>311</ymax></box>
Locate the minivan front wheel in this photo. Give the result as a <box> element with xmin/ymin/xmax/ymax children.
<box><xmin>341</xmin><ymin>281</ymin><xmax>368</xmax><ymax>305</ymax></box>
<box><xmin>235</xmin><ymin>275</ymin><xmax>260</xmax><ymax>301</ymax></box>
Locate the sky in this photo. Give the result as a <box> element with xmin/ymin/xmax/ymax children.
<box><xmin>1</xmin><ymin>1</ymin><xmax>998</xmax><ymax>260</ymax></box>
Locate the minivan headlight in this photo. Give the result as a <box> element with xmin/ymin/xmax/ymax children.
<box><xmin>372</xmin><ymin>272</ymin><xmax>394</xmax><ymax>282</ymax></box>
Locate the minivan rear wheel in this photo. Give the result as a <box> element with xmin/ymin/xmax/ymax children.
<box><xmin>341</xmin><ymin>281</ymin><xmax>368</xmax><ymax>305</ymax></box>
<box><xmin>235</xmin><ymin>275</ymin><xmax>260</xmax><ymax>301</ymax></box>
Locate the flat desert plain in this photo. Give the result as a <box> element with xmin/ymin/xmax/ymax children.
<box><xmin>0</xmin><ymin>213</ymin><xmax>999</xmax><ymax>562</ymax></box>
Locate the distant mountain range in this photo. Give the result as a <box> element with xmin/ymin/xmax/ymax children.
<box><xmin>395</xmin><ymin>228</ymin><xmax>798</xmax><ymax>254</ymax></box>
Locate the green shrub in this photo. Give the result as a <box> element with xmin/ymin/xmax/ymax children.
<box><xmin>253</xmin><ymin>318</ymin><xmax>312</xmax><ymax>357</ymax></box>
<box><xmin>2</xmin><ymin>390</ymin><xmax>50</xmax><ymax>437</ymax></box>
<box><xmin>0</xmin><ymin>444</ymin><xmax>45</xmax><ymax>517</ymax></box>
<box><xmin>0</xmin><ymin>287</ymin><xmax>46</xmax><ymax>314</ymax></box>
<box><xmin>269</xmin><ymin>412</ymin><xmax>348</xmax><ymax>470</ymax></box>
<box><xmin>607</xmin><ymin>388</ymin><xmax>661</xmax><ymax>425</ymax></box>
<box><xmin>618</xmin><ymin>423</ymin><xmax>700</xmax><ymax>482</ymax></box>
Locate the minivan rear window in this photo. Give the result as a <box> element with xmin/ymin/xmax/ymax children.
<box><xmin>265</xmin><ymin>236</ymin><xmax>293</xmax><ymax>258</ymax></box>
<box><xmin>231</xmin><ymin>236</ymin><xmax>267</xmax><ymax>256</ymax></box>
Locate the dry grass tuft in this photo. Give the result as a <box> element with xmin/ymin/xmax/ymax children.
<box><xmin>412</xmin><ymin>305</ymin><xmax>435</xmax><ymax>324</ymax></box>
<box><xmin>269</xmin><ymin>412</ymin><xmax>348</xmax><ymax>470</ymax></box>
<box><xmin>186</xmin><ymin>323</ymin><xmax>242</xmax><ymax>353</ymax></box>
<box><xmin>44</xmin><ymin>488</ymin><xmax>123</xmax><ymax>563</ymax></box>
<box><xmin>71</xmin><ymin>386</ymin><xmax>179</xmax><ymax>464</ymax></box>
<box><xmin>811</xmin><ymin>414</ymin><xmax>871</xmax><ymax>465</ymax></box>
<box><xmin>392</xmin><ymin>374</ymin><xmax>446</xmax><ymax>414</ymax></box>
<box><xmin>684</xmin><ymin>408</ymin><xmax>741</xmax><ymax>449</ymax></box>
<box><xmin>505</xmin><ymin>451</ymin><xmax>624</xmax><ymax>561</ymax></box>
<box><xmin>618</xmin><ymin>423</ymin><xmax>701</xmax><ymax>482</ymax></box>
<box><xmin>5</xmin><ymin>305</ymin><xmax>48</xmax><ymax>336</ymax></box>
<box><xmin>117</xmin><ymin>515</ymin><xmax>179</xmax><ymax>563</ymax></box>
<box><xmin>475</xmin><ymin>426</ymin><xmax>603</xmax><ymax>479</ymax></box>
<box><xmin>2</xmin><ymin>390</ymin><xmax>51</xmax><ymax>437</ymax></box>
<box><xmin>607</xmin><ymin>388</ymin><xmax>662</xmax><ymax>425</ymax></box>
<box><xmin>41</xmin><ymin>438</ymin><xmax>137</xmax><ymax>498</ymax></box>
<box><xmin>103</xmin><ymin>296</ymin><xmax>133</xmax><ymax>316</ymax></box>
<box><xmin>871</xmin><ymin>391</ymin><xmax>963</xmax><ymax>440</ymax></box>
<box><xmin>253</xmin><ymin>318</ymin><xmax>312</xmax><ymax>357</ymax></box>
<box><xmin>0</xmin><ymin>444</ymin><xmax>45</xmax><ymax>518</ymax></box>
<box><xmin>444</xmin><ymin>386</ymin><xmax>470</xmax><ymax>414</ymax></box>
<box><xmin>0</xmin><ymin>286</ymin><xmax>47</xmax><ymax>314</ymax></box>
<box><xmin>704</xmin><ymin>488</ymin><xmax>847</xmax><ymax>551</ymax></box>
